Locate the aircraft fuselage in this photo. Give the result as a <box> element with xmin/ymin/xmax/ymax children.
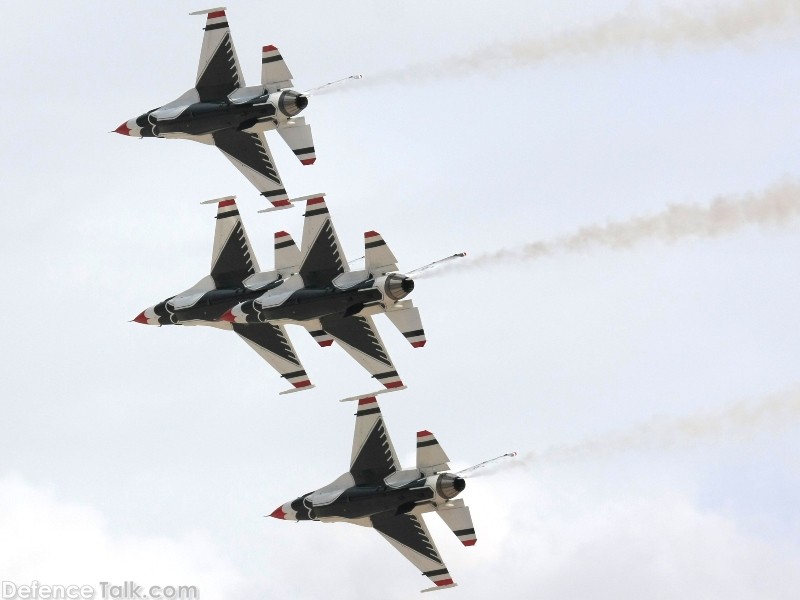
<box><xmin>280</xmin><ymin>473</ymin><xmax>466</xmax><ymax>522</ymax></box>
<box><xmin>149</xmin><ymin>279</ymin><xmax>384</xmax><ymax>327</ymax></box>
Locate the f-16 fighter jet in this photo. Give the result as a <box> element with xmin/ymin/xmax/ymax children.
<box><xmin>133</xmin><ymin>194</ymin><xmax>426</xmax><ymax>395</ymax></box>
<box><xmin>114</xmin><ymin>8</ymin><xmax>314</xmax><ymax>212</ymax></box>
<box><xmin>270</xmin><ymin>396</ymin><xmax>476</xmax><ymax>592</ymax></box>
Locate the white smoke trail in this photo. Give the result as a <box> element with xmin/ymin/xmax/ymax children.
<box><xmin>470</xmin><ymin>386</ymin><xmax>800</xmax><ymax>478</ymax></box>
<box><xmin>365</xmin><ymin>0</ymin><xmax>800</xmax><ymax>86</ymax></box>
<box><xmin>421</xmin><ymin>180</ymin><xmax>800</xmax><ymax>278</ymax></box>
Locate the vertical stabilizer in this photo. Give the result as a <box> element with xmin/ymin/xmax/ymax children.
<box><xmin>416</xmin><ymin>430</ymin><xmax>450</xmax><ymax>476</ymax></box>
<box><xmin>364</xmin><ymin>231</ymin><xmax>398</xmax><ymax>275</ymax></box>
<box><xmin>274</xmin><ymin>231</ymin><xmax>300</xmax><ymax>276</ymax></box>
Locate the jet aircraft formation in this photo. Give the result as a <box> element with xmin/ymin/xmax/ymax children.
<box><xmin>116</xmin><ymin>7</ymin><xmax>480</xmax><ymax>593</ymax></box>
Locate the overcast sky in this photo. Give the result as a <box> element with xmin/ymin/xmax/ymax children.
<box><xmin>1</xmin><ymin>1</ymin><xmax>799</xmax><ymax>598</ymax></box>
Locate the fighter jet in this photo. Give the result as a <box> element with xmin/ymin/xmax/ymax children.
<box><xmin>269</xmin><ymin>396</ymin><xmax>476</xmax><ymax>592</ymax></box>
<box><xmin>133</xmin><ymin>194</ymin><xmax>427</xmax><ymax>395</ymax></box>
<box><xmin>114</xmin><ymin>7</ymin><xmax>314</xmax><ymax>212</ymax></box>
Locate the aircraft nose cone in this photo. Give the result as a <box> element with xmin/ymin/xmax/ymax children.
<box><xmin>114</xmin><ymin>121</ymin><xmax>132</xmax><ymax>136</ymax></box>
<box><xmin>270</xmin><ymin>505</ymin><xmax>287</xmax><ymax>519</ymax></box>
<box><xmin>132</xmin><ymin>310</ymin><xmax>150</xmax><ymax>325</ymax></box>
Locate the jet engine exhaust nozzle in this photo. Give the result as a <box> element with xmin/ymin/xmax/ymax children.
<box><xmin>384</xmin><ymin>274</ymin><xmax>414</xmax><ymax>301</ymax></box>
<box><xmin>436</xmin><ymin>473</ymin><xmax>466</xmax><ymax>500</ymax></box>
<box><xmin>278</xmin><ymin>90</ymin><xmax>309</xmax><ymax>118</ymax></box>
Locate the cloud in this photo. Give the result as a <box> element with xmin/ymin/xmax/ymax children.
<box><xmin>0</xmin><ymin>476</ymin><xmax>248</xmax><ymax>598</ymax></box>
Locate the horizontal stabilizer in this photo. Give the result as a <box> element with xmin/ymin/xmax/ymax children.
<box><xmin>416</xmin><ymin>431</ymin><xmax>450</xmax><ymax>476</ymax></box>
<box><xmin>278</xmin><ymin>117</ymin><xmax>316</xmax><ymax>165</ymax></box>
<box><xmin>436</xmin><ymin>499</ymin><xmax>477</xmax><ymax>547</ymax></box>
<box><xmin>301</xmin><ymin>319</ymin><xmax>334</xmax><ymax>347</ymax></box>
<box><xmin>385</xmin><ymin>303</ymin><xmax>426</xmax><ymax>348</ymax></box>
<box><xmin>261</xmin><ymin>44</ymin><xmax>293</xmax><ymax>92</ymax></box>
<box><xmin>274</xmin><ymin>231</ymin><xmax>300</xmax><ymax>275</ymax></box>
<box><xmin>364</xmin><ymin>231</ymin><xmax>398</xmax><ymax>275</ymax></box>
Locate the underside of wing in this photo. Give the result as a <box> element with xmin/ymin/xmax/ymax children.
<box><xmin>319</xmin><ymin>314</ymin><xmax>403</xmax><ymax>389</ymax></box>
<box><xmin>371</xmin><ymin>511</ymin><xmax>456</xmax><ymax>591</ymax></box>
<box><xmin>232</xmin><ymin>323</ymin><xmax>312</xmax><ymax>392</ymax></box>
<box><xmin>209</xmin><ymin>197</ymin><xmax>259</xmax><ymax>288</ymax></box>
<box><xmin>193</xmin><ymin>9</ymin><xmax>243</xmax><ymax>101</ymax></box>
<box><xmin>212</xmin><ymin>130</ymin><xmax>290</xmax><ymax>209</ymax></box>
<box><xmin>297</xmin><ymin>197</ymin><xmax>346</xmax><ymax>286</ymax></box>
<box><xmin>350</xmin><ymin>396</ymin><xmax>399</xmax><ymax>485</ymax></box>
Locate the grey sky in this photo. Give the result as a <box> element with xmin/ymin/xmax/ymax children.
<box><xmin>1</xmin><ymin>1</ymin><xmax>799</xmax><ymax>598</ymax></box>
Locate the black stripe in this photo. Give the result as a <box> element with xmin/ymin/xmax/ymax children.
<box><xmin>261</xmin><ymin>54</ymin><xmax>283</xmax><ymax>64</ymax></box>
<box><xmin>274</xmin><ymin>240</ymin><xmax>294</xmax><ymax>249</ymax></box>
<box><xmin>309</xmin><ymin>330</ymin><xmax>327</xmax><ymax>337</ymax></box>
<box><xmin>453</xmin><ymin>528</ymin><xmax>475</xmax><ymax>536</ymax></box>
<box><xmin>283</xmin><ymin>370</ymin><xmax>306</xmax><ymax>379</ymax></box>
<box><xmin>403</xmin><ymin>329</ymin><xmax>424</xmax><ymax>338</ymax></box>
<box><xmin>422</xmin><ymin>569</ymin><xmax>450</xmax><ymax>577</ymax></box>
<box><xmin>417</xmin><ymin>439</ymin><xmax>438</xmax><ymax>448</ymax></box>
<box><xmin>357</xmin><ymin>407</ymin><xmax>381</xmax><ymax>416</ymax></box>
<box><xmin>261</xmin><ymin>189</ymin><xmax>288</xmax><ymax>198</ymax></box>
<box><xmin>364</xmin><ymin>240</ymin><xmax>386</xmax><ymax>249</ymax></box>
<box><xmin>374</xmin><ymin>371</ymin><xmax>399</xmax><ymax>380</ymax></box>
<box><xmin>204</xmin><ymin>23</ymin><xmax>229</xmax><ymax>31</ymax></box>
<box><xmin>215</xmin><ymin>209</ymin><xmax>240</xmax><ymax>219</ymax></box>
<box><xmin>292</xmin><ymin>146</ymin><xmax>315</xmax><ymax>155</ymax></box>
<box><xmin>304</xmin><ymin>208</ymin><xmax>329</xmax><ymax>217</ymax></box>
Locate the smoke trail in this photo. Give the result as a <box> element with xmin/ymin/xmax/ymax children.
<box><xmin>421</xmin><ymin>180</ymin><xmax>800</xmax><ymax>278</ymax></box>
<box><xmin>471</xmin><ymin>386</ymin><xmax>800</xmax><ymax>477</ymax></box>
<box><xmin>365</xmin><ymin>0</ymin><xmax>800</xmax><ymax>86</ymax></box>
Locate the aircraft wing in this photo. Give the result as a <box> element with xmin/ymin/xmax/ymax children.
<box><xmin>319</xmin><ymin>314</ymin><xmax>404</xmax><ymax>390</ymax></box>
<box><xmin>297</xmin><ymin>196</ymin><xmax>347</xmax><ymax>287</ymax></box>
<box><xmin>192</xmin><ymin>9</ymin><xmax>243</xmax><ymax>101</ymax></box>
<box><xmin>212</xmin><ymin>129</ymin><xmax>290</xmax><ymax>209</ymax></box>
<box><xmin>371</xmin><ymin>511</ymin><xmax>456</xmax><ymax>592</ymax></box>
<box><xmin>350</xmin><ymin>396</ymin><xmax>400</xmax><ymax>485</ymax></box>
<box><xmin>208</xmin><ymin>197</ymin><xmax>259</xmax><ymax>288</ymax></box>
<box><xmin>232</xmin><ymin>323</ymin><xmax>313</xmax><ymax>392</ymax></box>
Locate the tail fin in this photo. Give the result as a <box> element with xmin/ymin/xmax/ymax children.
<box><xmin>261</xmin><ymin>45</ymin><xmax>293</xmax><ymax>92</ymax></box>
<box><xmin>274</xmin><ymin>231</ymin><xmax>300</xmax><ymax>275</ymax></box>
<box><xmin>385</xmin><ymin>302</ymin><xmax>426</xmax><ymax>348</ymax></box>
<box><xmin>436</xmin><ymin>499</ymin><xmax>477</xmax><ymax>547</ymax></box>
<box><xmin>278</xmin><ymin>117</ymin><xmax>316</xmax><ymax>165</ymax></box>
<box><xmin>416</xmin><ymin>430</ymin><xmax>450</xmax><ymax>476</ymax></box>
<box><xmin>364</xmin><ymin>231</ymin><xmax>398</xmax><ymax>275</ymax></box>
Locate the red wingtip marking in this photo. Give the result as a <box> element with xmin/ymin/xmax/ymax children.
<box><xmin>263</xmin><ymin>44</ymin><xmax>277</xmax><ymax>52</ymax></box>
<box><xmin>218</xmin><ymin>199</ymin><xmax>236</xmax><ymax>208</ymax></box>
<box><xmin>436</xmin><ymin>579</ymin><xmax>454</xmax><ymax>587</ymax></box>
<box><xmin>358</xmin><ymin>397</ymin><xmax>377</xmax><ymax>406</ymax></box>
<box><xmin>272</xmin><ymin>199</ymin><xmax>290</xmax><ymax>207</ymax></box>
<box><xmin>411</xmin><ymin>341</ymin><xmax>426</xmax><ymax>348</ymax></box>
<box><xmin>132</xmin><ymin>311</ymin><xmax>150</xmax><ymax>325</ymax></box>
<box><xmin>462</xmin><ymin>539</ymin><xmax>477</xmax><ymax>546</ymax></box>
<box><xmin>293</xmin><ymin>380</ymin><xmax>312</xmax><ymax>388</ymax></box>
<box><xmin>417</xmin><ymin>430</ymin><xmax>433</xmax><ymax>438</ymax></box>
<box><xmin>364</xmin><ymin>231</ymin><xmax>379</xmax><ymax>238</ymax></box>
<box><xmin>318</xmin><ymin>340</ymin><xmax>333</xmax><ymax>347</ymax></box>
<box><xmin>384</xmin><ymin>381</ymin><xmax>404</xmax><ymax>389</ymax></box>
<box><xmin>306</xmin><ymin>197</ymin><xmax>325</xmax><ymax>206</ymax></box>
<box><xmin>208</xmin><ymin>10</ymin><xmax>226</xmax><ymax>19</ymax></box>
<box><xmin>219</xmin><ymin>309</ymin><xmax>236</xmax><ymax>323</ymax></box>
<box><xmin>300</xmin><ymin>158</ymin><xmax>316</xmax><ymax>165</ymax></box>
<box><xmin>275</xmin><ymin>231</ymin><xmax>290</xmax><ymax>238</ymax></box>
<box><xmin>114</xmin><ymin>122</ymin><xmax>131</xmax><ymax>136</ymax></box>
<box><xmin>269</xmin><ymin>506</ymin><xmax>286</xmax><ymax>519</ymax></box>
